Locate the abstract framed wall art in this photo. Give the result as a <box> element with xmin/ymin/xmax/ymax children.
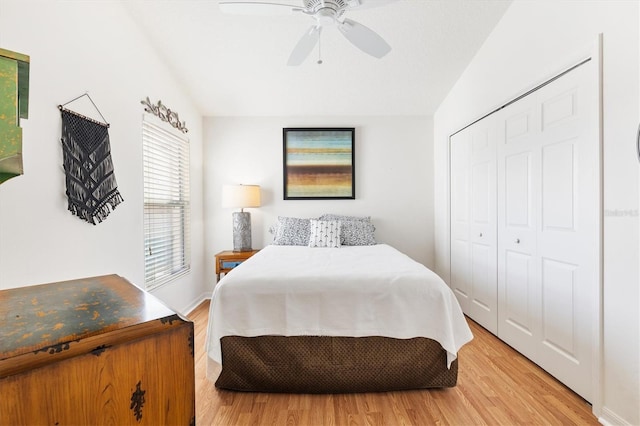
<box><xmin>283</xmin><ymin>128</ymin><xmax>355</xmax><ymax>200</ymax></box>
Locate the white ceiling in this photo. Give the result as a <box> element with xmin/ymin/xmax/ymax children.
<box><xmin>125</xmin><ymin>0</ymin><xmax>511</xmax><ymax>117</ymax></box>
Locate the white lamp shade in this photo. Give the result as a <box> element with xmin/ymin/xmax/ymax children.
<box><xmin>222</xmin><ymin>184</ymin><xmax>261</xmax><ymax>208</ymax></box>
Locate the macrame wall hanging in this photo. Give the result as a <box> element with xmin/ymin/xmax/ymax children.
<box><xmin>58</xmin><ymin>93</ymin><xmax>123</xmax><ymax>225</ymax></box>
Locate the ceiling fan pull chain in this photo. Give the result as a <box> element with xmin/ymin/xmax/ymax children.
<box><xmin>317</xmin><ymin>27</ymin><xmax>323</xmax><ymax>65</ymax></box>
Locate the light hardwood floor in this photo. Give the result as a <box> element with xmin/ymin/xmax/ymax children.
<box><xmin>189</xmin><ymin>300</ymin><xmax>598</xmax><ymax>425</ymax></box>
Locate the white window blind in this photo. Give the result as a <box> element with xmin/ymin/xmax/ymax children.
<box><xmin>142</xmin><ymin>119</ymin><xmax>190</xmax><ymax>290</ymax></box>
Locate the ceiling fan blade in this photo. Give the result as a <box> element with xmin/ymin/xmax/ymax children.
<box><xmin>346</xmin><ymin>0</ymin><xmax>399</xmax><ymax>10</ymax></box>
<box><xmin>337</xmin><ymin>18</ymin><xmax>391</xmax><ymax>58</ymax></box>
<box><xmin>287</xmin><ymin>26</ymin><xmax>320</xmax><ymax>66</ymax></box>
<box><xmin>219</xmin><ymin>1</ymin><xmax>303</xmax><ymax>15</ymax></box>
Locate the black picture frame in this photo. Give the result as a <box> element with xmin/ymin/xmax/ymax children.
<box><xmin>283</xmin><ymin>128</ymin><xmax>355</xmax><ymax>200</ymax></box>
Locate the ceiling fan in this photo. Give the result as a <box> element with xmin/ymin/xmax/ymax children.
<box><xmin>219</xmin><ymin>0</ymin><xmax>394</xmax><ymax>65</ymax></box>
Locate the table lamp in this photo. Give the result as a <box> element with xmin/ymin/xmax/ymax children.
<box><xmin>222</xmin><ymin>184</ymin><xmax>261</xmax><ymax>252</ymax></box>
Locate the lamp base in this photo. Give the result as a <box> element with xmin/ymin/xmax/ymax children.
<box><xmin>232</xmin><ymin>211</ymin><xmax>252</xmax><ymax>252</ymax></box>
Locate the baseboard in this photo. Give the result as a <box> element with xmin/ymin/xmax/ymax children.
<box><xmin>182</xmin><ymin>293</ymin><xmax>211</xmax><ymax>316</ymax></box>
<box><xmin>598</xmin><ymin>407</ymin><xmax>633</xmax><ymax>426</ymax></box>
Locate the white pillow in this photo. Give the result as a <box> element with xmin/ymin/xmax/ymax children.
<box><xmin>308</xmin><ymin>220</ymin><xmax>341</xmax><ymax>248</ymax></box>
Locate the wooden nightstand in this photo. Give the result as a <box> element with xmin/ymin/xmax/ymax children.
<box><xmin>215</xmin><ymin>249</ymin><xmax>260</xmax><ymax>282</ymax></box>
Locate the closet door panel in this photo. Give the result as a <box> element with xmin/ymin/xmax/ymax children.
<box><xmin>472</xmin><ymin>162</ymin><xmax>490</xmax><ymax>224</ymax></box>
<box><xmin>470</xmin><ymin>241</ymin><xmax>494</xmax><ymax>328</ymax></box>
<box><xmin>505</xmin><ymin>110</ymin><xmax>531</xmax><ymax>142</ymax></box>
<box><xmin>497</xmin><ymin>95</ymin><xmax>542</xmax><ymax>355</ymax></box>
<box><xmin>535</xmin><ymin>62</ymin><xmax>597</xmax><ymax>401</ymax></box>
<box><xmin>504</xmin><ymin>152</ymin><xmax>533</xmax><ymax>228</ymax></box>
<box><xmin>542</xmin><ymin>140</ymin><xmax>576</xmax><ymax>231</ymax></box>
<box><xmin>541</xmin><ymin>258</ymin><xmax>579</xmax><ymax>360</ymax></box>
<box><xmin>450</xmin><ymin>121</ymin><xmax>498</xmax><ymax>334</ymax></box>
<box><xmin>469</xmin><ymin>122</ymin><xmax>498</xmax><ymax>333</ymax></box>
<box><xmin>503</xmin><ymin>250</ymin><xmax>534</xmax><ymax>336</ymax></box>
<box><xmin>449</xmin><ymin>131</ymin><xmax>471</xmax><ymax>310</ymax></box>
<box><xmin>469</xmin><ymin>156</ymin><xmax>497</xmax><ymax>331</ymax></box>
<box><xmin>499</xmin><ymin>145</ymin><xmax>540</xmax><ymax>353</ymax></box>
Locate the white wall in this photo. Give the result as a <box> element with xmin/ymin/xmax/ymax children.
<box><xmin>0</xmin><ymin>0</ymin><xmax>207</xmax><ymax>315</ymax></box>
<box><xmin>433</xmin><ymin>1</ymin><xmax>639</xmax><ymax>424</ymax></box>
<box><xmin>203</xmin><ymin>116</ymin><xmax>433</xmax><ymax>289</ymax></box>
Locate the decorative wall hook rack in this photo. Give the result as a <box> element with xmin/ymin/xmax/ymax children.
<box><xmin>141</xmin><ymin>97</ymin><xmax>188</xmax><ymax>134</ymax></box>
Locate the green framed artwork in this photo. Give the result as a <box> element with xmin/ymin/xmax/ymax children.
<box><xmin>283</xmin><ymin>128</ymin><xmax>355</xmax><ymax>200</ymax></box>
<box><xmin>0</xmin><ymin>48</ymin><xmax>30</xmax><ymax>185</ymax></box>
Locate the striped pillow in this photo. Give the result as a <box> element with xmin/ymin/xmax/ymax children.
<box><xmin>308</xmin><ymin>220</ymin><xmax>341</xmax><ymax>248</ymax></box>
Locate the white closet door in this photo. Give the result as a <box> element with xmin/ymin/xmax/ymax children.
<box><xmin>450</xmin><ymin>130</ymin><xmax>471</xmax><ymax>312</ymax></box>
<box><xmin>496</xmin><ymin>102</ymin><xmax>541</xmax><ymax>357</ymax></box>
<box><xmin>497</xmin><ymin>61</ymin><xmax>598</xmax><ymax>402</ymax></box>
<box><xmin>468</xmin><ymin>120</ymin><xmax>498</xmax><ymax>333</ymax></box>
<box><xmin>536</xmin><ymin>62</ymin><xmax>598</xmax><ymax>402</ymax></box>
<box><xmin>450</xmin><ymin>119</ymin><xmax>498</xmax><ymax>334</ymax></box>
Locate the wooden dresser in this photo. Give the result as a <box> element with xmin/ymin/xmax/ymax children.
<box><xmin>0</xmin><ymin>274</ymin><xmax>195</xmax><ymax>425</ymax></box>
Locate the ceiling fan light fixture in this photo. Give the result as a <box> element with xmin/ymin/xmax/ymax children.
<box><xmin>316</xmin><ymin>8</ymin><xmax>336</xmax><ymax>25</ymax></box>
<box><xmin>220</xmin><ymin>0</ymin><xmax>393</xmax><ymax>65</ymax></box>
<box><xmin>306</xmin><ymin>0</ymin><xmax>347</xmax><ymax>18</ymax></box>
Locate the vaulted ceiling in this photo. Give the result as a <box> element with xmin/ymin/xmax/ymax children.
<box><xmin>125</xmin><ymin>0</ymin><xmax>511</xmax><ymax>116</ymax></box>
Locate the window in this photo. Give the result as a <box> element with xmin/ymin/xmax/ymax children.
<box><xmin>142</xmin><ymin>119</ymin><xmax>190</xmax><ymax>290</ymax></box>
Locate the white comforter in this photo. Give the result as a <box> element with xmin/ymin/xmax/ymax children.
<box><xmin>206</xmin><ymin>244</ymin><xmax>473</xmax><ymax>368</ymax></box>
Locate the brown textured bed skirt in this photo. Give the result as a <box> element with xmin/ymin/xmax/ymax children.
<box><xmin>215</xmin><ymin>335</ymin><xmax>458</xmax><ymax>393</ymax></box>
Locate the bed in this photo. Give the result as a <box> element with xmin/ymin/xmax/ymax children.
<box><xmin>205</xmin><ymin>217</ymin><xmax>473</xmax><ymax>393</ymax></box>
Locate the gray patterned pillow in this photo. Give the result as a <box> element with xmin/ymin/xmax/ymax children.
<box><xmin>272</xmin><ymin>216</ymin><xmax>312</xmax><ymax>246</ymax></box>
<box><xmin>319</xmin><ymin>214</ymin><xmax>375</xmax><ymax>245</ymax></box>
<box><xmin>340</xmin><ymin>220</ymin><xmax>376</xmax><ymax>246</ymax></box>
<box><xmin>308</xmin><ymin>220</ymin><xmax>341</xmax><ymax>248</ymax></box>
<box><xmin>319</xmin><ymin>214</ymin><xmax>371</xmax><ymax>222</ymax></box>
